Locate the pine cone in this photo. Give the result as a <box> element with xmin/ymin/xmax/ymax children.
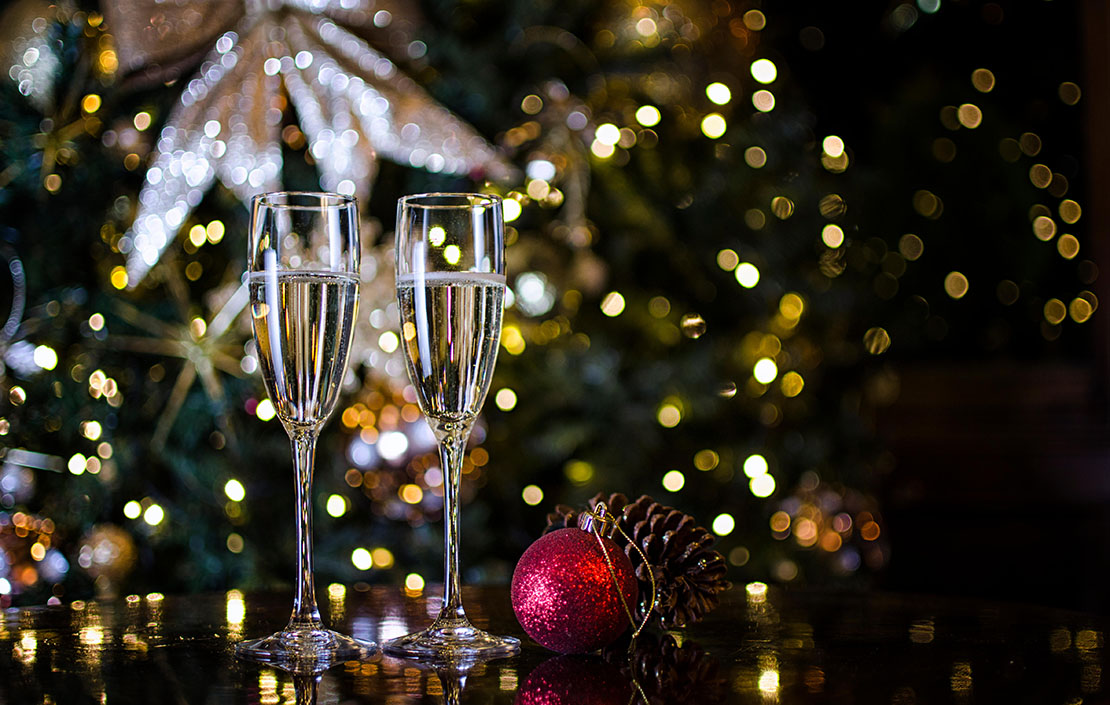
<box><xmin>616</xmin><ymin>495</ymin><xmax>730</xmax><ymax>629</ymax></box>
<box><xmin>543</xmin><ymin>492</ymin><xmax>731</xmax><ymax>629</ymax></box>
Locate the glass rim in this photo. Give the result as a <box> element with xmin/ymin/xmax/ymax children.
<box><xmin>398</xmin><ymin>192</ymin><xmax>502</xmax><ymax>209</ymax></box>
<box><xmin>253</xmin><ymin>191</ymin><xmax>356</xmax><ymax>210</ymax></box>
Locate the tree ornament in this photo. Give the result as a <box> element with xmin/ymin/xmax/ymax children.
<box><xmin>511</xmin><ymin>521</ymin><xmax>638</xmax><ymax>654</ymax></box>
<box><xmin>0</xmin><ymin>0</ymin><xmax>62</xmax><ymax>111</ymax></box>
<box><xmin>104</xmin><ymin>0</ymin><xmax>511</xmax><ymax>285</ymax></box>
<box><xmin>545</xmin><ymin>493</ymin><xmax>731</xmax><ymax>629</ymax></box>
<box><xmin>515</xmin><ymin>655</ymin><xmax>631</xmax><ymax>705</ymax></box>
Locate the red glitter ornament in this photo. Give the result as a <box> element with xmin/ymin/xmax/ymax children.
<box><xmin>515</xmin><ymin>655</ymin><xmax>631</xmax><ymax>705</ymax></box>
<box><xmin>511</xmin><ymin>527</ymin><xmax>639</xmax><ymax>654</ymax></box>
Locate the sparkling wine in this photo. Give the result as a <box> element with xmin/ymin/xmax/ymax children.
<box><xmin>397</xmin><ymin>271</ymin><xmax>505</xmax><ymax>425</ymax></box>
<box><xmin>250</xmin><ymin>270</ymin><xmax>359</xmax><ymax>427</ymax></box>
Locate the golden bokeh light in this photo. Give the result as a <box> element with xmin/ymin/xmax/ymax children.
<box><xmin>864</xmin><ymin>327</ymin><xmax>891</xmax><ymax>354</ymax></box>
<box><xmin>494</xmin><ymin>388</ymin><xmax>518</xmax><ymax>411</ymax></box>
<box><xmin>752</xmin><ymin>90</ymin><xmax>775</xmax><ymax>112</ymax></box>
<box><xmin>635</xmin><ymin>104</ymin><xmax>661</xmax><ymax>127</ymax></box>
<box><xmin>750</xmin><ymin>58</ymin><xmax>777</xmax><ymax>84</ymax></box>
<box><xmin>706</xmin><ymin>82</ymin><xmax>732</xmax><ymax>105</ymax></box>
<box><xmin>649</xmin><ymin>296</ymin><xmax>671</xmax><ymax>317</ymax></box>
<box><xmin>779</xmin><ymin>293</ymin><xmax>805</xmax><ymax>319</ymax></box>
<box><xmin>1059</xmin><ymin>199</ymin><xmax>1081</xmax><ymax>224</ymax></box>
<box><xmin>781</xmin><ymin>371</ymin><xmax>804</xmax><ymax>397</ymax></box>
<box><xmin>1057</xmin><ymin>234</ymin><xmax>1079</xmax><ymax>260</ymax></box>
<box><xmin>662</xmin><ymin>470</ymin><xmax>685</xmax><ymax>492</ymax></box>
<box><xmin>822</xmin><ymin>224</ymin><xmax>845</xmax><ymax>248</ymax></box>
<box><xmin>591</xmin><ymin>139</ymin><xmax>616</xmax><ymax>158</ymax></box>
<box><xmin>657</xmin><ymin>402</ymin><xmax>682</xmax><ymax>428</ymax></box>
<box><xmin>694</xmin><ymin>449</ymin><xmax>719</xmax><ymax>471</ymax></box>
<box><xmin>1070</xmin><ymin>297</ymin><xmax>1094</xmax><ymax>323</ymax></box>
<box><xmin>565</xmin><ymin>460</ymin><xmax>594</xmax><ymax>484</ymax></box>
<box><xmin>744</xmin><ymin>454</ymin><xmax>768</xmax><ymax>478</ymax></box>
<box><xmin>81</xmin><ymin>93</ymin><xmax>101</xmax><ymax>114</ymax></box>
<box><xmin>822</xmin><ymin>135</ymin><xmax>845</xmax><ymax>158</ymax></box>
<box><xmin>735</xmin><ymin>262</ymin><xmax>760</xmax><ymax>288</ymax></box>
<box><xmin>399</xmin><ymin>484</ymin><xmax>423</xmax><ymax>504</ymax></box>
<box><xmin>1020</xmin><ymin>132</ymin><xmax>1042</xmax><ymax>156</ymax></box>
<box><xmin>503</xmin><ymin>198</ymin><xmax>522</xmax><ymax>222</ymax></box>
<box><xmin>351</xmin><ymin>548</ymin><xmax>372</xmax><ymax>570</ymax></box>
<box><xmin>744</xmin><ymin>146</ymin><xmax>767</xmax><ymax>168</ymax></box>
<box><xmin>957</xmin><ymin>103</ymin><xmax>982</xmax><ymax>128</ymax></box>
<box><xmin>1044</xmin><ymin>299</ymin><xmax>1067</xmax><ymax>325</ymax></box>
<box><xmin>600</xmin><ymin>291</ymin><xmax>626</xmax><ymax>317</ymax></box>
<box><xmin>770</xmin><ymin>196</ymin><xmax>794</xmax><ymax>220</ymax></box>
<box><xmin>700</xmin><ymin>113</ymin><xmax>727</xmax><ymax>139</ymax></box>
<box><xmin>944</xmin><ymin>271</ymin><xmax>969</xmax><ymax>299</ymax></box>
<box><xmin>717</xmin><ymin>248</ymin><xmax>739</xmax><ymax>271</ymax></box>
<box><xmin>753</xmin><ymin>357</ymin><xmax>778</xmax><ymax>384</ymax></box>
<box><xmin>899</xmin><ymin>233</ymin><xmax>924</xmax><ymax>260</ymax></box>
<box><xmin>1032</xmin><ymin>216</ymin><xmax>1057</xmax><ymax>242</ymax></box>
<box><xmin>913</xmin><ymin>190</ymin><xmax>943</xmax><ymax>219</ymax></box>
<box><xmin>819</xmin><ymin>193</ymin><xmax>847</xmax><ymax>218</ymax></box>
<box><xmin>712</xmin><ymin>513</ymin><xmax>735</xmax><ymax>535</ymax></box>
<box><xmin>770</xmin><ymin>511</ymin><xmax>791</xmax><ymax>533</ymax></box>
<box><xmin>326</xmin><ymin>494</ymin><xmax>346</xmax><ymax>517</ymax></box>
<box><xmin>971</xmin><ymin>68</ymin><xmax>995</xmax><ymax>92</ymax></box>
<box><xmin>595</xmin><ymin>123</ymin><xmax>620</xmax><ymax>146</ymax></box>
<box><xmin>681</xmin><ymin>313</ymin><xmax>707</xmax><ymax>338</ymax></box>
<box><xmin>521</xmin><ymin>94</ymin><xmax>542</xmax><ymax>114</ymax></box>
<box><xmin>743</xmin><ymin>9</ymin><xmax>766</xmax><ymax>30</ymax></box>
<box><xmin>750</xmin><ymin>474</ymin><xmax>775</xmax><ymax>497</ymax></box>
<box><xmin>1059</xmin><ymin>81</ymin><xmax>1081</xmax><ymax>105</ymax></box>
<box><xmin>1029</xmin><ymin>163</ymin><xmax>1052</xmax><ymax>189</ymax></box>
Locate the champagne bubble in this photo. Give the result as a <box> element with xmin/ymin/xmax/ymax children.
<box><xmin>681</xmin><ymin>313</ymin><xmax>707</xmax><ymax>338</ymax></box>
<box><xmin>718</xmin><ymin>381</ymin><xmax>738</xmax><ymax>398</ymax></box>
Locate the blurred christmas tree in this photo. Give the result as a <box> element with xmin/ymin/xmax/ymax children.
<box><xmin>0</xmin><ymin>0</ymin><xmax>1086</xmax><ymax>604</ymax></box>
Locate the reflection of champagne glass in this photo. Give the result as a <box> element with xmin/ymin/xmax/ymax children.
<box><xmin>237</xmin><ymin>191</ymin><xmax>376</xmax><ymax>670</ymax></box>
<box><xmin>385</xmin><ymin>193</ymin><xmax>520</xmax><ymax>659</ymax></box>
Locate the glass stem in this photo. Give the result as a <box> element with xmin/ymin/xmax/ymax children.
<box><xmin>290</xmin><ymin>428</ymin><xmax>322</xmax><ymax>629</ymax></box>
<box><xmin>438</xmin><ymin>431</ymin><xmax>469</xmax><ymax>624</ymax></box>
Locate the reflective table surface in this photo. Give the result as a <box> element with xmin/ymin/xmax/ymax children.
<box><xmin>1</xmin><ymin>584</ymin><xmax>1107</xmax><ymax>703</ymax></box>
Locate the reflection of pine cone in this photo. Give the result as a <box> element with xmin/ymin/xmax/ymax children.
<box><xmin>544</xmin><ymin>492</ymin><xmax>730</xmax><ymax>629</ymax></box>
<box><xmin>603</xmin><ymin>632</ymin><xmax>728</xmax><ymax>705</ymax></box>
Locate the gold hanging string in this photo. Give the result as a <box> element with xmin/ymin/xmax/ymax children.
<box><xmin>581</xmin><ymin>503</ymin><xmax>654</xmax><ymax>704</ymax></box>
<box><xmin>580</xmin><ymin>503</ymin><xmax>657</xmax><ymax>641</ymax></box>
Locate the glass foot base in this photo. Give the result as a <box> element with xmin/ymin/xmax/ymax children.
<box><xmin>383</xmin><ymin>619</ymin><xmax>520</xmax><ymax>661</ymax></box>
<box><xmin>236</xmin><ymin>627</ymin><xmax>378</xmax><ymax>672</ymax></box>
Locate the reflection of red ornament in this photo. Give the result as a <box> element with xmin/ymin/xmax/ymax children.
<box><xmin>511</xmin><ymin>527</ymin><xmax>638</xmax><ymax>654</ymax></box>
<box><xmin>515</xmin><ymin>655</ymin><xmax>631</xmax><ymax>705</ymax></box>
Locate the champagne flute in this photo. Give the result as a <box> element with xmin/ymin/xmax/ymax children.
<box><xmin>237</xmin><ymin>191</ymin><xmax>376</xmax><ymax>670</ymax></box>
<box><xmin>384</xmin><ymin>193</ymin><xmax>520</xmax><ymax>659</ymax></box>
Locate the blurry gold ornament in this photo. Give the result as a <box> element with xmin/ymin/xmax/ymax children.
<box><xmin>108</xmin><ymin>0</ymin><xmax>511</xmax><ymax>285</ymax></box>
<box><xmin>78</xmin><ymin>524</ymin><xmax>137</xmax><ymax>597</ymax></box>
<box><xmin>110</xmin><ymin>259</ymin><xmax>247</xmax><ymax>450</ymax></box>
<box><xmin>350</xmin><ymin>242</ymin><xmax>410</xmax><ymax>386</ymax></box>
